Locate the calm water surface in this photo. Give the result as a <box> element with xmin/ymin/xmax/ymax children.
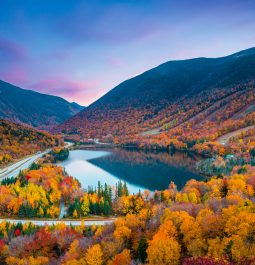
<box><xmin>59</xmin><ymin>148</ymin><xmax>203</xmax><ymax>193</ymax></box>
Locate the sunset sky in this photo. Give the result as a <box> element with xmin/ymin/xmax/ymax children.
<box><xmin>1</xmin><ymin>0</ymin><xmax>255</xmax><ymax>106</ymax></box>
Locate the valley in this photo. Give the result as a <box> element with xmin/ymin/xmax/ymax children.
<box><xmin>0</xmin><ymin>47</ymin><xmax>255</xmax><ymax>264</ymax></box>
<box><xmin>1</xmin><ymin>0</ymin><xmax>255</xmax><ymax>263</ymax></box>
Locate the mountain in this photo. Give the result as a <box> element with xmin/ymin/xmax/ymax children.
<box><xmin>57</xmin><ymin>47</ymin><xmax>255</xmax><ymax>144</ymax></box>
<box><xmin>0</xmin><ymin>80</ymin><xmax>84</xmax><ymax>129</ymax></box>
<box><xmin>89</xmin><ymin>47</ymin><xmax>255</xmax><ymax>109</ymax></box>
<box><xmin>70</xmin><ymin>102</ymin><xmax>84</xmax><ymax>110</ymax></box>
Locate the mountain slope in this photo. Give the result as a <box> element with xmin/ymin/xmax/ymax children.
<box><xmin>0</xmin><ymin>119</ymin><xmax>57</xmax><ymax>167</ymax></box>
<box><xmin>90</xmin><ymin>47</ymin><xmax>255</xmax><ymax>109</ymax></box>
<box><xmin>58</xmin><ymin>47</ymin><xmax>255</xmax><ymax>143</ymax></box>
<box><xmin>0</xmin><ymin>80</ymin><xmax>84</xmax><ymax>129</ymax></box>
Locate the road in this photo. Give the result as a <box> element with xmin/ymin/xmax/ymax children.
<box><xmin>0</xmin><ymin>218</ymin><xmax>115</xmax><ymax>226</ymax></box>
<box><xmin>0</xmin><ymin>149</ymin><xmax>51</xmax><ymax>180</ymax></box>
<box><xmin>0</xmin><ymin>142</ymin><xmax>74</xmax><ymax>181</ymax></box>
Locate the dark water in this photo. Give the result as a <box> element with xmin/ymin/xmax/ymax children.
<box><xmin>59</xmin><ymin>148</ymin><xmax>203</xmax><ymax>193</ymax></box>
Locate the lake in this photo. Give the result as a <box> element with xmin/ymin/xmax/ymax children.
<box><xmin>59</xmin><ymin>148</ymin><xmax>203</xmax><ymax>194</ymax></box>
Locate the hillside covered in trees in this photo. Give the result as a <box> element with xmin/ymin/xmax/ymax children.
<box><xmin>57</xmin><ymin>48</ymin><xmax>255</xmax><ymax>158</ymax></box>
<box><xmin>0</xmin><ymin>80</ymin><xmax>83</xmax><ymax>129</ymax></box>
<box><xmin>0</xmin><ymin>119</ymin><xmax>57</xmax><ymax>166</ymax></box>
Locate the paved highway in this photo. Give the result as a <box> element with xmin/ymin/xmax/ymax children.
<box><xmin>0</xmin><ymin>218</ymin><xmax>115</xmax><ymax>226</ymax></box>
<box><xmin>0</xmin><ymin>142</ymin><xmax>74</xmax><ymax>181</ymax></box>
<box><xmin>0</xmin><ymin>149</ymin><xmax>51</xmax><ymax>180</ymax></box>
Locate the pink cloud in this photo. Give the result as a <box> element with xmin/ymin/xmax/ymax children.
<box><xmin>0</xmin><ymin>67</ymin><xmax>29</xmax><ymax>85</ymax></box>
<box><xmin>30</xmin><ymin>77</ymin><xmax>103</xmax><ymax>105</ymax></box>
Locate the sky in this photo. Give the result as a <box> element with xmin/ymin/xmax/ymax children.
<box><xmin>0</xmin><ymin>0</ymin><xmax>255</xmax><ymax>106</ymax></box>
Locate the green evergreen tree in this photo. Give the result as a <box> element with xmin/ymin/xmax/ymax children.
<box><xmin>18</xmin><ymin>204</ymin><xmax>26</xmax><ymax>218</ymax></box>
<box><xmin>29</xmin><ymin>162</ymin><xmax>40</xmax><ymax>170</ymax></box>
<box><xmin>103</xmin><ymin>201</ymin><xmax>111</xmax><ymax>216</ymax></box>
<box><xmin>123</xmin><ymin>182</ymin><xmax>129</xmax><ymax>196</ymax></box>
<box><xmin>97</xmin><ymin>181</ymin><xmax>102</xmax><ymax>197</ymax></box>
<box><xmin>137</xmin><ymin>236</ymin><xmax>148</xmax><ymax>263</ymax></box>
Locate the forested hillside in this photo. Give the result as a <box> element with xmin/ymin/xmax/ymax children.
<box><xmin>57</xmin><ymin>48</ymin><xmax>255</xmax><ymax>157</ymax></box>
<box><xmin>0</xmin><ymin>80</ymin><xmax>83</xmax><ymax>129</ymax></box>
<box><xmin>0</xmin><ymin>119</ymin><xmax>57</xmax><ymax>166</ymax></box>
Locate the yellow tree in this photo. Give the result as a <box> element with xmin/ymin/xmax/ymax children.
<box><xmin>180</xmin><ymin>211</ymin><xmax>207</xmax><ymax>257</ymax></box>
<box><xmin>147</xmin><ymin>220</ymin><xmax>180</xmax><ymax>265</ymax></box>
<box><xmin>81</xmin><ymin>197</ymin><xmax>90</xmax><ymax>216</ymax></box>
<box><xmin>85</xmin><ymin>244</ymin><xmax>103</xmax><ymax>265</ymax></box>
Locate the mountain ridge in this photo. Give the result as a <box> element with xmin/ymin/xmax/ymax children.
<box><xmin>57</xmin><ymin>47</ymin><xmax>255</xmax><ymax>142</ymax></box>
<box><xmin>86</xmin><ymin>47</ymin><xmax>255</xmax><ymax>110</ymax></box>
<box><xmin>0</xmin><ymin>80</ymin><xmax>84</xmax><ymax>129</ymax></box>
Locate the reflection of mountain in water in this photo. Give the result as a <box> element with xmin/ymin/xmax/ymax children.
<box><xmin>88</xmin><ymin>148</ymin><xmax>203</xmax><ymax>191</ymax></box>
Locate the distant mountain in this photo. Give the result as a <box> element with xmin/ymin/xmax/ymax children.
<box><xmin>57</xmin><ymin>47</ymin><xmax>255</xmax><ymax>139</ymax></box>
<box><xmin>70</xmin><ymin>102</ymin><xmax>84</xmax><ymax>110</ymax></box>
<box><xmin>0</xmin><ymin>80</ymin><xmax>84</xmax><ymax>129</ymax></box>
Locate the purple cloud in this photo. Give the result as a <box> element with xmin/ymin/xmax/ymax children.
<box><xmin>0</xmin><ymin>67</ymin><xmax>28</xmax><ymax>84</ymax></box>
<box><xmin>0</xmin><ymin>36</ymin><xmax>28</xmax><ymax>61</ymax></box>
<box><xmin>106</xmin><ymin>57</ymin><xmax>125</xmax><ymax>67</ymax></box>
<box><xmin>30</xmin><ymin>77</ymin><xmax>103</xmax><ymax>105</ymax></box>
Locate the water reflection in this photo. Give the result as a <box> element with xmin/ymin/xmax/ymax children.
<box><xmin>59</xmin><ymin>148</ymin><xmax>203</xmax><ymax>193</ymax></box>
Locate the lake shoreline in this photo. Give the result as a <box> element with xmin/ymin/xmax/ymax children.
<box><xmin>58</xmin><ymin>148</ymin><xmax>204</xmax><ymax>193</ymax></box>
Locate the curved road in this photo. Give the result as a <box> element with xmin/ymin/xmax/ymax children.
<box><xmin>0</xmin><ymin>149</ymin><xmax>51</xmax><ymax>180</ymax></box>
<box><xmin>0</xmin><ymin>142</ymin><xmax>74</xmax><ymax>181</ymax></box>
